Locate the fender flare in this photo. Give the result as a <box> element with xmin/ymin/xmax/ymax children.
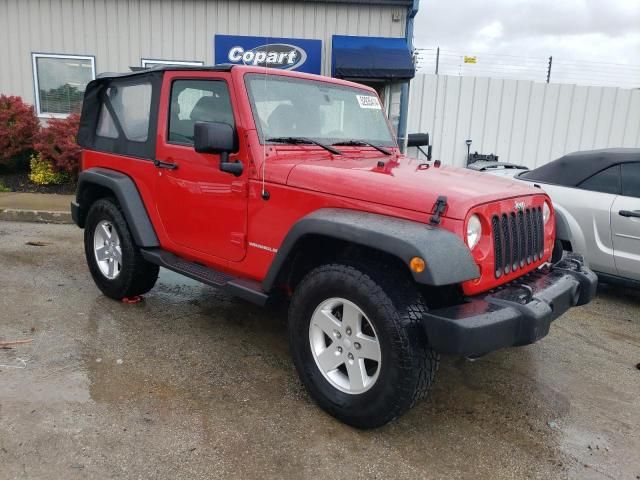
<box><xmin>74</xmin><ymin>167</ymin><xmax>159</xmax><ymax>247</ymax></box>
<box><xmin>553</xmin><ymin>204</ymin><xmax>588</xmax><ymax>265</ymax></box>
<box><xmin>262</xmin><ymin>208</ymin><xmax>480</xmax><ymax>292</ymax></box>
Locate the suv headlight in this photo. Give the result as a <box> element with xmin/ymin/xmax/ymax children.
<box><xmin>466</xmin><ymin>214</ymin><xmax>482</xmax><ymax>250</ymax></box>
<box><xmin>543</xmin><ymin>201</ymin><xmax>551</xmax><ymax>224</ymax></box>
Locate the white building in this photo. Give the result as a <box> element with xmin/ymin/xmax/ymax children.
<box><xmin>1</xmin><ymin>0</ymin><xmax>420</xmax><ymax>140</ymax></box>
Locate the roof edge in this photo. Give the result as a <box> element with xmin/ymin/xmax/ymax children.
<box><xmin>95</xmin><ymin>64</ymin><xmax>234</xmax><ymax>80</ymax></box>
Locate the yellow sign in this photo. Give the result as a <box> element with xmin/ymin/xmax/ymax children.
<box><xmin>464</xmin><ymin>56</ymin><xmax>477</xmax><ymax>64</ymax></box>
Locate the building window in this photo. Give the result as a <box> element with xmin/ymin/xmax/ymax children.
<box><xmin>141</xmin><ymin>59</ymin><xmax>204</xmax><ymax>68</ymax></box>
<box><xmin>32</xmin><ymin>53</ymin><xmax>96</xmax><ymax>118</ymax></box>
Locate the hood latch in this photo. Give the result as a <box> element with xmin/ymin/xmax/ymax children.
<box><xmin>430</xmin><ymin>195</ymin><xmax>448</xmax><ymax>225</ymax></box>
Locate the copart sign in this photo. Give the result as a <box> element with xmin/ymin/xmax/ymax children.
<box><xmin>215</xmin><ymin>35</ymin><xmax>322</xmax><ymax>74</ymax></box>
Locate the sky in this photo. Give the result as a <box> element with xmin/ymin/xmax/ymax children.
<box><xmin>412</xmin><ymin>0</ymin><xmax>640</xmax><ymax>87</ymax></box>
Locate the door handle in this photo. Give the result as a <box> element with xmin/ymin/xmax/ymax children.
<box><xmin>619</xmin><ymin>210</ymin><xmax>640</xmax><ymax>218</ymax></box>
<box><xmin>154</xmin><ymin>159</ymin><xmax>178</xmax><ymax>170</ymax></box>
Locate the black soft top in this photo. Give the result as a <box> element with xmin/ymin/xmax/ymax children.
<box><xmin>518</xmin><ymin>148</ymin><xmax>640</xmax><ymax>186</ymax></box>
<box><xmin>78</xmin><ymin>65</ymin><xmax>234</xmax><ymax>159</ymax></box>
<box><xmin>96</xmin><ymin>64</ymin><xmax>234</xmax><ymax>80</ymax></box>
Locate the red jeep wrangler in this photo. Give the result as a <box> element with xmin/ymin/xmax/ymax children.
<box><xmin>72</xmin><ymin>65</ymin><xmax>597</xmax><ymax>428</ymax></box>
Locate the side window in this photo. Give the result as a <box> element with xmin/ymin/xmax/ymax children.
<box><xmin>578</xmin><ymin>165</ymin><xmax>621</xmax><ymax>195</ymax></box>
<box><xmin>96</xmin><ymin>105</ymin><xmax>119</xmax><ymax>139</ymax></box>
<box><xmin>96</xmin><ymin>83</ymin><xmax>152</xmax><ymax>142</ymax></box>
<box><xmin>168</xmin><ymin>80</ymin><xmax>234</xmax><ymax>145</ymax></box>
<box><xmin>621</xmin><ymin>163</ymin><xmax>640</xmax><ymax>198</ymax></box>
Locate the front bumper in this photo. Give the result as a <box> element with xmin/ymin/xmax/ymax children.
<box><xmin>423</xmin><ymin>253</ymin><xmax>597</xmax><ymax>356</ymax></box>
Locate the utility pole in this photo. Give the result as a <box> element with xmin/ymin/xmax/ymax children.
<box><xmin>546</xmin><ymin>56</ymin><xmax>553</xmax><ymax>83</ymax></box>
<box><xmin>435</xmin><ymin>46</ymin><xmax>440</xmax><ymax>75</ymax></box>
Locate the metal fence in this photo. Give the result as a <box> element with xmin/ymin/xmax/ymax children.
<box><xmin>407</xmin><ymin>73</ymin><xmax>640</xmax><ymax>168</ymax></box>
<box><xmin>416</xmin><ymin>48</ymin><xmax>640</xmax><ymax>90</ymax></box>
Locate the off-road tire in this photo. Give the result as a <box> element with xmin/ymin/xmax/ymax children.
<box><xmin>84</xmin><ymin>197</ymin><xmax>159</xmax><ymax>299</ymax></box>
<box><xmin>288</xmin><ymin>263</ymin><xmax>439</xmax><ymax>428</ymax></box>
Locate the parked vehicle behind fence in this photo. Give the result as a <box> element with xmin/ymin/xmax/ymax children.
<box><xmin>478</xmin><ymin>149</ymin><xmax>640</xmax><ymax>288</ymax></box>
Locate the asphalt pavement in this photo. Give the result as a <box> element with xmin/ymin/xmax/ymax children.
<box><xmin>1</xmin><ymin>221</ymin><xmax>639</xmax><ymax>480</ymax></box>
<box><xmin>0</xmin><ymin>193</ymin><xmax>73</xmax><ymax>224</ymax></box>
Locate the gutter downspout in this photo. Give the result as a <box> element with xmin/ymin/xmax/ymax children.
<box><xmin>398</xmin><ymin>0</ymin><xmax>419</xmax><ymax>153</ymax></box>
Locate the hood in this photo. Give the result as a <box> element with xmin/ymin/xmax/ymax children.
<box><xmin>286</xmin><ymin>155</ymin><xmax>543</xmax><ymax>220</ymax></box>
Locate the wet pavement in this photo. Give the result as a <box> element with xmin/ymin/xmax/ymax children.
<box><xmin>1</xmin><ymin>221</ymin><xmax>639</xmax><ymax>480</ymax></box>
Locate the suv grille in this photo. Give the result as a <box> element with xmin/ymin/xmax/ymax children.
<box><xmin>491</xmin><ymin>207</ymin><xmax>544</xmax><ymax>278</ymax></box>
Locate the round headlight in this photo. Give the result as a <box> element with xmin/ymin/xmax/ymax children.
<box><xmin>466</xmin><ymin>214</ymin><xmax>482</xmax><ymax>250</ymax></box>
<box><xmin>543</xmin><ymin>201</ymin><xmax>551</xmax><ymax>224</ymax></box>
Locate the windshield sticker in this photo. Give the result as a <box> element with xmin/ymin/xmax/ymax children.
<box><xmin>356</xmin><ymin>95</ymin><xmax>381</xmax><ymax>110</ymax></box>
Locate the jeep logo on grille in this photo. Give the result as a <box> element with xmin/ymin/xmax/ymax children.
<box><xmin>514</xmin><ymin>201</ymin><xmax>527</xmax><ymax>211</ymax></box>
<box><xmin>228</xmin><ymin>44</ymin><xmax>307</xmax><ymax>70</ymax></box>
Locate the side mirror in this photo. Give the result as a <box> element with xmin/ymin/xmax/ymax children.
<box><xmin>407</xmin><ymin>133</ymin><xmax>429</xmax><ymax>147</ymax></box>
<box><xmin>407</xmin><ymin>133</ymin><xmax>432</xmax><ymax>160</ymax></box>
<box><xmin>194</xmin><ymin>121</ymin><xmax>243</xmax><ymax>176</ymax></box>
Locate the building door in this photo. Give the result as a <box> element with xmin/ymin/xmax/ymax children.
<box><xmin>154</xmin><ymin>74</ymin><xmax>248</xmax><ymax>262</ymax></box>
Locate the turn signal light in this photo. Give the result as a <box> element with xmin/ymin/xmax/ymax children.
<box><xmin>410</xmin><ymin>257</ymin><xmax>426</xmax><ymax>273</ymax></box>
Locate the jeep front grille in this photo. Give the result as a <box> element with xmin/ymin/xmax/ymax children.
<box><xmin>491</xmin><ymin>207</ymin><xmax>544</xmax><ymax>278</ymax></box>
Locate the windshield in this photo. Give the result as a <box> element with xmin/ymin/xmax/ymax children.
<box><xmin>245</xmin><ymin>74</ymin><xmax>396</xmax><ymax>147</ymax></box>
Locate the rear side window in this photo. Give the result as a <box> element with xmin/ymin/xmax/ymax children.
<box><xmin>621</xmin><ymin>163</ymin><xmax>640</xmax><ymax>198</ymax></box>
<box><xmin>168</xmin><ymin>80</ymin><xmax>234</xmax><ymax>145</ymax></box>
<box><xmin>77</xmin><ymin>71</ymin><xmax>162</xmax><ymax>160</ymax></box>
<box><xmin>97</xmin><ymin>83</ymin><xmax>152</xmax><ymax>142</ymax></box>
<box><xmin>578</xmin><ymin>165</ymin><xmax>621</xmax><ymax>195</ymax></box>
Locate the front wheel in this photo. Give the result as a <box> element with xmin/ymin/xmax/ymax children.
<box><xmin>288</xmin><ymin>263</ymin><xmax>439</xmax><ymax>428</ymax></box>
<box><xmin>84</xmin><ymin>198</ymin><xmax>159</xmax><ymax>300</ymax></box>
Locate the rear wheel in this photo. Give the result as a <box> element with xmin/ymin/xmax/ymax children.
<box><xmin>288</xmin><ymin>263</ymin><xmax>439</xmax><ymax>428</ymax></box>
<box><xmin>84</xmin><ymin>198</ymin><xmax>159</xmax><ymax>299</ymax></box>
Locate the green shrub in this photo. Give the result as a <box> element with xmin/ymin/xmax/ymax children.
<box><xmin>28</xmin><ymin>154</ymin><xmax>70</xmax><ymax>185</ymax></box>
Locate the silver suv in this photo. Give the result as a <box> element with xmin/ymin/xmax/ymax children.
<box><xmin>480</xmin><ymin>149</ymin><xmax>640</xmax><ymax>287</ymax></box>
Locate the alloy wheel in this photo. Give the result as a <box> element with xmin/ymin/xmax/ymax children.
<box><xmin>93</xmin><ymin>220</ymin><xmax>122</xmax><ymax>280</ymax></box>
<box><xmin>309</xmin><ymin>297</ymin><xmax>382</xmax><ymax>394</ymax></box>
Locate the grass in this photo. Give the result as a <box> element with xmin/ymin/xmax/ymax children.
<box><xmin>0</xmin><ymin>181</ymin><xmax>11</xmax><ymax>192</ymax></box>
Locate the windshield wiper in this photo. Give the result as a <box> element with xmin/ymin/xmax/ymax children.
<box><xmin>332</xmin><ymin>140</ymin><xmax>392</xmax><ymax>156</ymax></box>
<box><xmin>266</xmin><ymin>137</ymin><xmax>343</xmax><ymax>155</ymax></box>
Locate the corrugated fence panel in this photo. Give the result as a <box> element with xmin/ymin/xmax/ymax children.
<box><xmin>438</xmin><ymin>76</ymin><xmax>461</xmax><ymax>165</ymax></box>
<box><xmin>507</xmin><ymin>80</ymin><xmax>532</xmax><ymax>164</ymax></box>
<box><xmin>563</xmin><ymin>84</ymin><xmax>586</xmax><ymax>154</ymax></box>
<box><xmin>467</xmin><ymin>77</ymin><xmax>490</xmax><ymax>163</ymax></box>
<box><xmin>581</xmin><ymin>86</ymin><xmax>603</xmax><ymax>151</ymax></box>
<box><xmin>408</xmin><ymin>73</ymin><xmax>640</xmax><ymax>168</ymax></box>
<box><xmin>624</xmin><ymin>91</ymin><xmax>640</xmax><ymax>147</ymax></box>
<box><xmin>495</xmin><ymin>79</ymin><xmax>518</xmax><ymax>161</ymax></box>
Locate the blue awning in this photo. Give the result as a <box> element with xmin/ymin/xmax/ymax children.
<box><xmin>332</xmin><ymin>35</ymin><xmax>415</xmax><ymax>80</ymax></box>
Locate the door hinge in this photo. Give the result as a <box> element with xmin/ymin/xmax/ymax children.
<box><xmin>231</xmin><ymin>181</ymin><xmax>248</xmax><ymax>196</ymax></box>
<box><xmin>231</xmin><ymin>232</ymin><xmax>246</xmax><ymax>246</ymax></box>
